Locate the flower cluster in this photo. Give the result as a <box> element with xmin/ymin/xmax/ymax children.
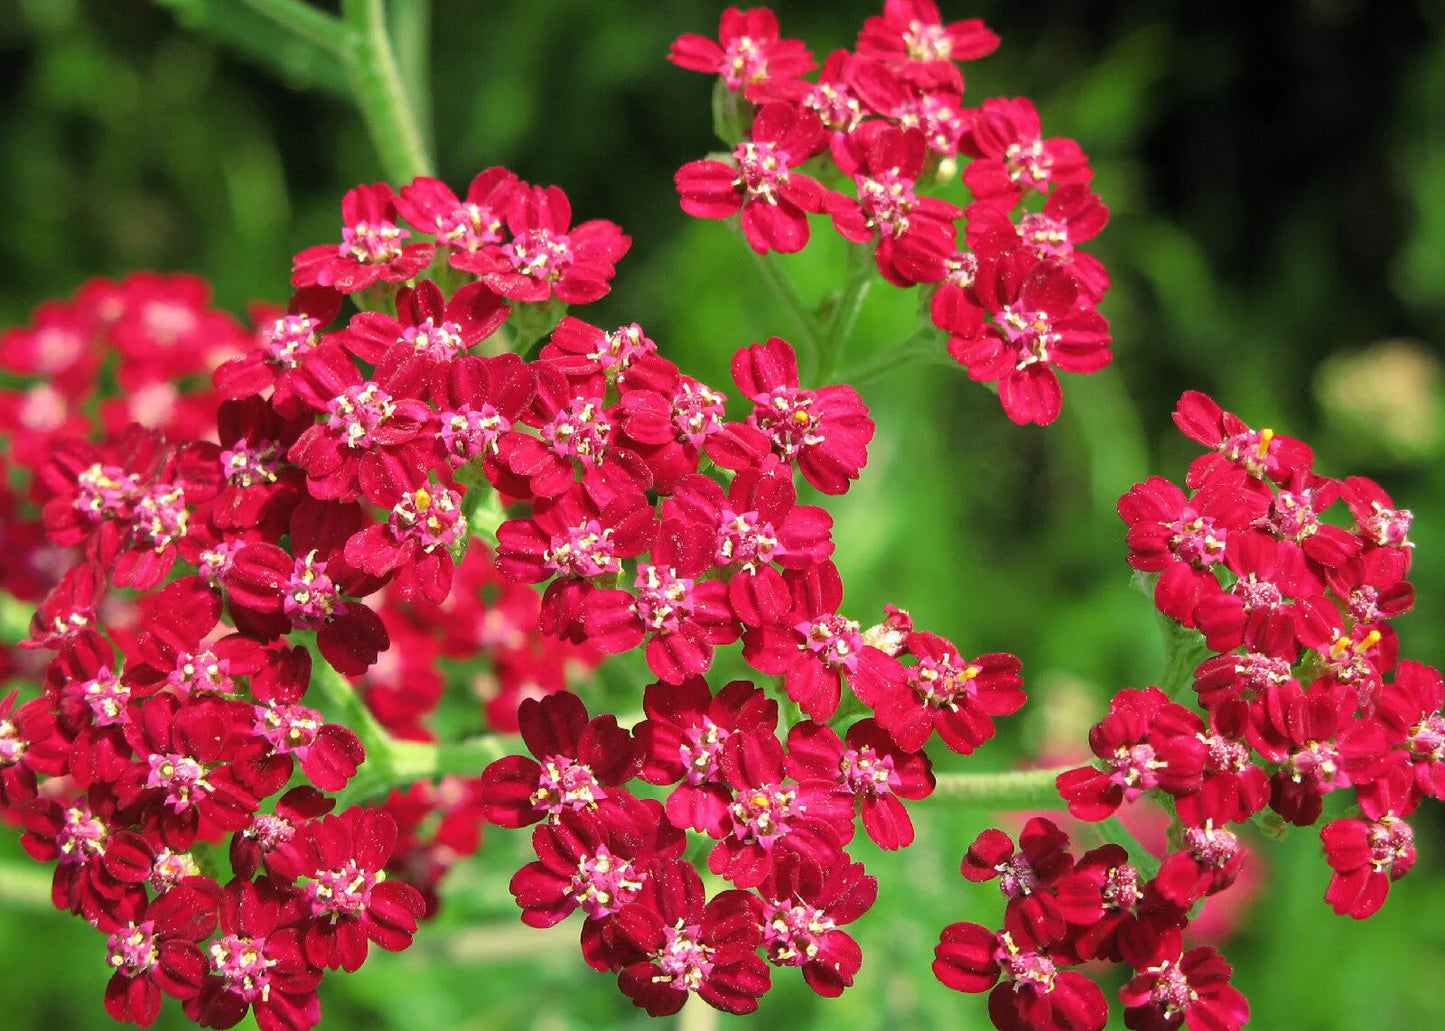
<box><xmin>932</xmin><ymin>389</ymin><xmax>1433</xmax><ymax>1030</ymax></box>
<box><xmin>671</xmin><ymin>1</ymin><xmax>1113</xmax><ymax>425</ymax></box>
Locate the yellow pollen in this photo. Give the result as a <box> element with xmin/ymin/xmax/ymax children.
<box><xmin>791</xmin><ymin>410</ymin><xmax>811</xmax><ymax>425</ymax></box>
<box><xmin>1359</xmin><ymin>629</ymin><xmax>1382</xmax><ymax>650</ymax></box>
<box><xmin>1255</xmin><ymin>428</ymin><xmax>1275</xmax><ymax>457</ymax></box>
<box><xmin>414</xmin><ymin>487</ymin><xmax>432</xmax><ymax>511</ymax></box>
<box><xmin>750</xmin><ymin>793</ymin><xmax>771</xmax><ymax>808</ymax></box>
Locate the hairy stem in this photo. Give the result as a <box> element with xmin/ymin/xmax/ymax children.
<box><xmin>341</xmin><ymin>0</ymin><xmax>434</xmax><ymax>181</ymax></box>
<box><xmin>930</xmin><ymin>765</ymin><xmax>1078</xmax><ymax>809</ymax></box>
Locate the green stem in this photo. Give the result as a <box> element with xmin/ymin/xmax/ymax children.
<box><xmin>742</xmin><ymin>243</ymin><xmax>824</xmax><ymax>384</ymax></box>
<box><xmin>1098</xmin><ymin>815</ymin><xmax>1162</xmax><ymax>881</ymax></box>
<box><xmin>819</xmin><ymin>244</ymin><xmax>873</xmax><ymax>382</ymax></box>
<box><xmin>341</xmin><ymin>0</ymin><xmax>434</xmax><ymax>181</ymax></box>
<box><xmin>930</xmin><ymin>766</ymin><xmax>1077</xmax><ymax>809</ymax></box>
<box><xmin>237</xmin><ymin>0</ymin><xmax>357</xmax><ymax>54</ymax></box>
<box><xmin>834</xmin><ymin>325</ymin><xmax>952</xmax><ymax>387</ymax></box>
<box><xmin>302</xmin><ymin>636</ymin><xmax>510</xmax><ymax>807</ymax></box>
<box><xmin>386</xmin><ymin>0</ymin><xmax>433</xmax><ymax>157</ymax></box>
<box><xmin>1156</xmin><ymin>606</ymin><xmax>1212</xmax><ymax>701</ymax></box>
<box><xmin>0</xmin><ymin>592</ymin><xmax>31</xmax><ymax>646</ymax></box>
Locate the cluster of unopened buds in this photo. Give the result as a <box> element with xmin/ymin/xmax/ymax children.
<box><xmin>0</xmin><ymin>3</ymin><xmax>1433</xmax><ymax>1030</ymax></box>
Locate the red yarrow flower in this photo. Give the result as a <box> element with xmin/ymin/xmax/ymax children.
<box><xmin>471</xmin><ymin>184</ymin><xmax>630</xmax><ymax>304</ymax></box>
<box><xmin>1118</xmin><ymin>947</ymin><xmax>1250</xmax><ymax>1031</ymax></box>
<box><xmin>676</xmin><ymin>102</ymin><xmax>829</xmax><ymax>255</ymax></box>
<box><xmin>291</xmin><ymin>183</ymin><xmax>434</xmax><ymax>294</ymax></box>
<box><xmin>668</xmin><ymin>7</ymin><xmax>815</xmax><ymax>95</ymax></box>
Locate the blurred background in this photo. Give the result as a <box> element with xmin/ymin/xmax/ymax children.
<box><xmin>1</xmin><ymin>0</ymin><xmax>1443</xmax><ymax>1027</ymax></box>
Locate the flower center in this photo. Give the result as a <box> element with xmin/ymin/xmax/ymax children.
<box><xmin>504</xmin><ymin>228</ymin><xmax>574</xmax><ymax>282</ymax></box>
<box><xmin>543</xmin><ymin>520</ymin><xmax>620</xmax><ymax>579</ymax></box>
<box><xmin>996</xmin><ymin>932</ymin><xmax>1057</xmax><ymax>992</ymax></box>
<box><xmin>1219</xmin><ymin>426</ymin><xmax>1275</xmax><ymax>478</ymax></box>
<box><xmin>438</xmin><ymin>403</ymin><xmax>510</xmax><ymax>467</ymax></box>
<box><xmin>402</xmin><ymin>317</ymin><xmax>467</xmax><ymax>361</ymax></box>
<box><xmin>255</xmin><ymin>702</ymin><xmax>323</xmax><ymax>754</ymax></box>
<box><xmin>284</xmin><ymin>551</ymin><xmax>343</xmax><ymax>630</ymax></box>
<box><xmin>728</xmin><ymin>783</ymin><xmax>797</xmax><ymax>847</ymax></box>
<box><xmin>149</xmin><ymin>848</ymin><xmax>201</xmax><ymax>892</ymax></box>
<box><xmin>631</xmin><ymin>564</ymin><xmax>696</xmax><ymax>634</ymax></box>
<box><xmin>326</xmin><ymin>382</ymin><xmax>398</xmax><ymax>450</ymax></box>
<box><xmin>752</xmin><ymin>386</ymin><xmax>824</xmax><ymax>459</ymax></box>
<box><xmin>734</xmin><ymin>140</ymin><xmax>790</xmax><ymax>204</ymax></box>
<box><xmin>651</xmin><ymin>920</ymin><xmax>715</xmax><ymax>991</ymax></box>
<box><xmin>543</xmin><ymin>398</ymin><xmax>613</xmax><ymax>467</ymax></box>
<box><xmin>797</xmin><ymin>613</ymin><xmax>863</xmax><ymax>671</ymax></box>
<box><xmin>904</xmin><ymin>19</ymin><xmax>954</xmax><ymax>62</ymax></box>
<box><xmin>106</xmin><ymin>922</ymin><xmax>159</xmax><ymax>977</ymax></box>
<box><xmin>530</xmin><ymin>755</ymin><xmax>605</xmax><ymax>817</ymax></box>
<box><xmin>592</xmin><ymin>324</ymin><xmax>655</xmax><ymax>372</ymax></box>
<box><xmin>715</xmin><ymin>508</ymin><xmax>780</xmax><ymax>572</ymax></box>
<box><xmin>57</xmin><ymin>804</ymin><xmax>108</xmax><ymax>863</ymax></box>
<box><xmin>308</xmin><ymin>858</ymin><xmax>381</xmax><ymax>918</ymax></box>
<box><xmin>568</xmin><ymin>845</ymin><xmax>644</xmax><ymax>918</ymax></box>
<box><xmin>74</xmin><ymin>462</ymin><xmax>142</xmax><ymax>520</ymax></box>
<box><xmin>763</xmin><ymin>899</ymin><xmax>835</xmax><ymax>965</ymax></box>
<box><xmin>220</xmin><ymin>438</ymin><xmax>281</xmax><ymax>488</ymax></box>
<box><xmin>1360</xmin><ymin>501</ymin><xmax>1413</xmax><ymax>548</ymax></box>
<box><xmin>840</xmin><ymin>745</ymin><xmax>898</xmax><ymax>798</ymax></box>
<box><xmin>389</xmin><ymin>485</ymin><xmax>464</xmax><ymax>553</ymax></box>
<box><xmin>679</xmin><ymin>720</ymin><xmax>730</xmax><ymax>785</ymax></box>
<box><xmin>999</xmin><ymin>302</ymin><xmax>1058</xmax><ymax>368</ymax></box>
<box><xmin>146</xmin><ymin>752</ymin><xmax>214</xmax><ymax>811</ymax></box>
<box><xmin>908</xmin><ymin>653</ymin><xmax>981</xmax><ymax>710</ymax></box>
<box><xmin>0</xmin><ymin>719</ymin><xmax>27</xmax><ymax>766</ymax></box>
<box><xmin>131</xmin><ymin>482</ymin><xmax>189</xmax><ymax>551</ymax></box>
<box><xmin>857</xmin><ymin>170</ymin><xmax>917</xmax><ymax>238</ymax></box>
<box><xmin>341</xmin><ymin>220</ymin><xmax>406</xmax><ymax>263</ymax></box>
<box><xmin>1018</xmin><ymin>212</ymin><xmax>1072</xmax><ymax>260</ymax></box>
<box><xmin>1004</xmin><ymin>138</ymin><xmax>1052</xmax><ymax>187</ymax></box>
<box><xmin>1167</xmin><ymin>512</ymin><xmax>1227</xmax><ymax>568</ymax></box>
<box><xmin>209</xmin><ymin>934</ymin><xmax>276</xmax><ymax>1002</ymax></box>
<box><xmin>1103</xmin><ymin>863</ymin><xmax>1142</xmax><ymax>910</ymax></box>
<box><xmin>435</xmin><ymin>201</ymin><xmax>504</xmax><ymax>251</ymax></box>
<box><xmin>261</xmin><ymin>313</ymin><xmax>322</xmax><ymax>369</ymax></box>
<box><xmin>1182</xmin><ymin>823</ymin><xmax>1239</xmax><ymax>867</ymax></box>
<box><xmin>1270</xmin><ymin>489</ymin><xmax>1320</xmax><ymax>541</ymax></box>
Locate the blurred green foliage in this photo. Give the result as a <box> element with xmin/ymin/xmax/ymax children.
<box><xmin>2</xmin><ymin>1</ymin><xmax>1443</xmax><ymax>1028</ymax></box>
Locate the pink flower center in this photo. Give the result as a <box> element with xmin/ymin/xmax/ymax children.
<box><xmin>1348</xmin><ymin>585</ymin><xmax>1381</xmax><ymax>624</ymax></box>
<box><xmin>763</xmin><ymin>899</ymin><xmax>834</xmax><ymax>966</ymax></box>
<box><xmin>1322</xmin><ymin>627</ymin><xmax>1383</xmax><ymax>685</ymax></box>
<box><xmin>797</xmin><ymin>613</ymin><xmax>863</xmax><ymax>671</ymax></box>
<box><xmin>199</xmin><ymin>540</ymin><xmax>243</xmax><ymax>589</ymax></box>
<box><xmin>543</xmin><ymin>520</ymin><xmax>620</xmax><ymax>579</ymax></box>
<box><xmin>904</xmin><ymin>19</ymin><xmax>954</xmax><ymax>62</ymax></box>
<box><xmin>169</xmin><ymin>649</ymin><xmax>235</xmax><ymax>697</ymax></box>
<box><xmin>908</xmin><ymin>653</ymin><xmax>981</xmax><ymax>710</ymax></box>
<box><xmin>1232</xmin><ymin>652</ymin><xmax>1293</xmax><ymax>698</ymax></box>
<box><xmin>735</xmin><ymin>140</ymin><xmax>790</xmax><ymax>204</ymax></box>
<box><xmin>715</xmin><ymin>508</ymin><xmax>779</xmax><ymax>572</ymax></box>
<box><xmin>1233</xmin><ymin>574</ymin><xmax>1284</xmax><ymax>613</ymax></box>
<box><xmin>131</xmin><ymin>483</ymin><xmax>189</xmax><ymax>551</ymax></box>
<box><xmin>1218</xmin><ymin>426</ymin><xmax>1275</xmax><ymax>479</ymax></box>
<box><xmin>1286</xmin><ymin>739</ymin><xmax>1344</xmax><ymax>788</ymax></box>
<box><xmin>680</xmin><ymin>720</ymin><xmax>730</xmax><ymax>785</ymax></box>
<box><xmin>671</xmin><ymin>379</ymin><xmax>727</xmax><ymax>445</ymax></box>
<box><xmin>79</xmin><ymin>667</ymin><xmax>130</xmax><ymax>726</ymax></box>
<box><xmin>74</xmin><ymin>462</ymin><xmax>142</xmax><ymax>520</ymax></box>
<box><xmin>209</xmin><ymin>934</ymin><xmax>276</xmax><ymax>1002</ymax></box>
<box><xmin>753</xmin><ymin>387</ymin><xmax>824</xmax><ymax>459</ymax></box>
<box><xmin>1110</xmin><ymin>742</ymin><xmax>1162</xmax><ymax>796</ymax></box>
<box><xmin>307</xmin><ymin>859</ymin><xmax>380</xmax><ymax>918</ymax></box>
<box><xmin>1366</xmin><ymin>817</ymin><xmax>1414</xmax><ymax>873</ymax></box>
<box><xmin>220</xmin><ymin>438</ymin><xmax>281</xmax><ymax>488</ymax></box>
<box><xmin>57</xmin><ymin>804</ymin><xmax>108</xmax><ymax>863</ymax></box>
<box><xmin>996</xmin><ymin>933</ymin><xmax>1057</xmax><ymax>992</ymax></box>
<box><xmin>1167</xmin><ymin>512</ymin><xmax>1227</xmax><ymax>568</ymax></box>
<box><xmin>840</xmin><ymin>745</ymin><xmax>898</xmax><ymax>798</ymax></box>
<box><xmin>435</xmin><ymin>202</ymin><xmax>504</xmax><ymax>251</ymax></box>
<box><xmin>1203</xmin><ymin>733</ymin><xmax>1251</xmax><ymax>773</ymax></box>
<box><xmin>1148</xmin><ymin>962</ymin><xmax>1197</xmax><ymax>1017</ymax></box>
<box><xmin>632</xmin><ymin>564</ymin><xmax>696</xmax><ymax>634</ymax></box>
<box><xmin>1103</xmin><ymin>863</ymin><xmax>1142</xmax><ymax>910</ymax></box>
<box><xmin>326</xmin><ymin>382</ymin><xmax>398</xmax><ymax>450</ymax></box>
<box><xmin>255</xmin><ymin>702</ymin><xmax>322</xmax><ymax>754</ymax></box>
<box><xmin>149</xmin><ymin>849</ymin><xmax>200</xmax><ymax>892</ymax></box>
<box><xmin>729</xmin><ymin>783</ymin><xmax>797</xmax><ymax>848</ymax></box>
<box><xmin>284</xmin><ymin>551</ymin><xmax>343</xmax><ymax>629</ymax></box>
<box><xmin>106</xmin><ymin>922</ymin><xmax>159</xmax><ymax>977</ymax></box>
<box><xmin>652</xmin><ymin>921</ymin><xmax>715</xmax><ymax>991</ymax></box>
<box><xmin>1182</xmin><ymin>823</ymin><xmax>1240</xmax><ymax>867</ymax></box>
<box><xmin>504</xmin><ymin>228</ymin><xmax>574</xmax><ymax>282</ymax></box>
<box><xmin>530</xmin><ymin>755</ymin><xmax>605</xmax><ymax>817</ymax></box>
<box><xmin>1360</xmin><ymin>502</ymin><xmax>1413</xmax><ymax>548</ymax></box>
<box><xmin>261</xmin><ymin>313</ymin><xmax>322</xmax><ymax>369</ymax></box>
<box><xmin>438</xmin><ymin>403</ymin><xmax>510</xmax><ymax>468</ymax></box>
<box><xmin>944</xmin><ymin>250</ymin><xmax>978</xmax><ymax>289</ymax></box>
<box><xmin>722</xmin><ymin>35</ymin><xmax>767</xmax><ymax>88</ymax></box>
<box><xmin>0</xmin><ymin>719</ymin><xmax>26</xmax><ymax>766</ymax></box>
<box><xmin>1270</xmin><ymin>489</ymin><xmax>1320</xmax><ymax>541</ymax></box>
<box><xmin>1004</xmin><ymin>138</ymin><xmax>1053</xmax><ymax>188</ymax></box>
<box><xmin>543</xmin><ymin>398</ymin><xmax>613</xmax><ymax>466</ymax></box>
<box><xmin>146</xmin><ymin>752</ymin><xmax>214</xmax><ymax>811</ymax></box>
<box><xmin>1019</xmin><ymin>212</ymin><xmax>1072</xmax><ymax>260</ymax></box>
<box><xmin>402</xmin><ymin>318</ymin><xmax>467</xmax><ymax>361</ymax></box>
<box><xmin>246</xmin><ymin>813</ymin><xmax>296</xmax><ymax>853</ymax></box>
<box><xmin>389</xmin><ymin>485</ymin><xmax>464</xmax><ymax>553</ymax></box>
<box><xmin>592</xmin><ymin>324</ymin><xmax>655</xmax><ymax>372</ymax></box>
<box><xmin>341</xmin><ymin>220</ymin><xmax>407</xmax><ymax>264</ymax></box>
<box><xmin>809</xmin><ymin>82</ymin><xmax>864</xmax><ymax>134</ymax></box>
<box><xmin>995</xmin><ymin>853</ymin><xmax>1041</xmax><ymax>898</ymax></box>
<box><xmin>1408</xmin><ymin>714</ymin><xmax>1445</xmax><ymax>761</ymax></box>
<box><xmin>857</xmin><ymin>171</ymin><xmax>917</xmax><ymax>238</ymax></box>
<box><xmin>998</xmin><ymin>302</ymin><xmax>1058</xmax><ymax>368</ymax></box>
<box><xmin>569</xmin><ymin>844</ymin><xmax>644</xmax><ymax>918</ymax></box>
